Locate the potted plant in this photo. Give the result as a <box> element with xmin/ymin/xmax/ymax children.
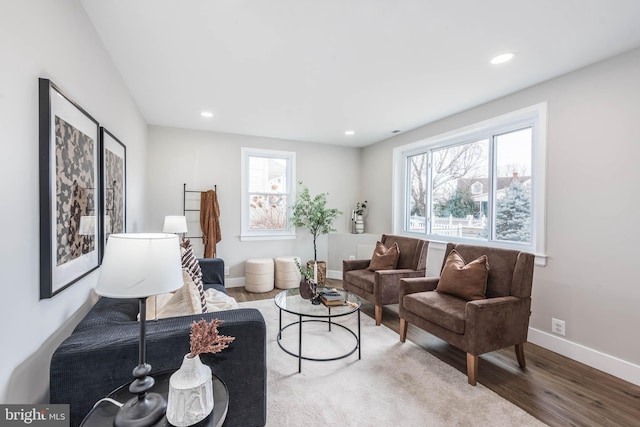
<box><xmin>353</xmin><ymin>200</ymin><xmax>367</xmax><ymax>233</ymax></box>
<box><xmin>294</xmin><ymin>257</ymin><xmax>319</xmax><ymax>302</ymax></box>
<box><xmin>291</xmin><ymin>183</ymin><xmax>342</xmax><ymax>285</ymax></box>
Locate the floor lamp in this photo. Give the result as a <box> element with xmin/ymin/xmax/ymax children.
<box><xmin>95</xmin><ymin>233</ymin><xmax>183</xmax><ymax>426</ymax></box>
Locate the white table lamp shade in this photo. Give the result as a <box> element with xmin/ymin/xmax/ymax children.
<box><xmin>163</xmin><ymin>215</ymin><xmax>188</xmax><ymax>234</ymax></box>
<box><xmin>96</xmin><ymin>233</ymin><xmax>183</xmax><ymax>298</ymax></box>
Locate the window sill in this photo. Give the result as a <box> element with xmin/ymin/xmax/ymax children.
<box><xmin>239</xmin><ymin>233</ymin><xmax>297</xmax><ymax>242</ymax></box>
<box><xmin>419</xmin><ymin>239</ymin><xmax>547</xmax><ymax>267</ymax></box>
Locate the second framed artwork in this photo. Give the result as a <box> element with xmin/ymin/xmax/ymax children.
<box><xmin>100</xmin><ymin>128</ymin><xmax>126</xmax><ymax>246</ymax></box>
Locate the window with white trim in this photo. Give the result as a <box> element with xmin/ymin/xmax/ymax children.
<box><xmin>241</xmin><ymin>148</ymin><xmax>296</xmax><ymax>240</ymax></box>
<box><xmin>393</xmin><ymin>104</ymin><xmax>547</xmax><ymax>261</ymax></box>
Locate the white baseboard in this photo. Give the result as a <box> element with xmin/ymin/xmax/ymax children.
<box><xmin>227</xmin><ymin>272</ymin><xmax>343</xmax><ymax>288</ymax></box>
<box><xmin>528</xmin><ymin>327</ymin><xmax>640</xmax><ymax>387</ymax></box>
<box><xmin>327</xmin><ymin>269</ymin><xmax>342</xmax><ymax>280</ymax></box>
<box><xmin>225</xmin><ymin>277</ymin><xmax>245</xmax><ymax>288</ymax></box>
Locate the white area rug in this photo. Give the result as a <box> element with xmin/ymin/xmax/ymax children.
<box><xmin>238</xmin><ymin>299</ymin><xmax>546</xmax><ymax>427</ymax></box>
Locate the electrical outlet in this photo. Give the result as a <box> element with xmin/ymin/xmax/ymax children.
<box><xmin>224</xmin><ymin>267</ymin><xmax>230</xmax><ymax>276</ymax></box>
<box><xmin>348</xmin><ymin>255</ymin><xmax>355</xmax><ymax>260</ymax></box>
<box><xmin>551</xmin><ymin>318</ymin><xmax>565</xmax><ymax>336</ymax></box>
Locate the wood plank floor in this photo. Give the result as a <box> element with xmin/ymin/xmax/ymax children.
<box><xmin>228</xmin><ymin>279</ymin><xmax>640</xmax><ymax>427</ymax></box>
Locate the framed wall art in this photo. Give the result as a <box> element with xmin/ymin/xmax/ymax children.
<box><xmin>39</xmin><ymin>78</ymin><xmax>101</xmax><ymax>299</ymax></box>
<box><xmin>100</xmin><ymin>127</ymin><xmax>126</xmax><ymax>246</ymax></box>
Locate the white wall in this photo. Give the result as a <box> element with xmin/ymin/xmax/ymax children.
<box><xmin>146</xmin><ymin>126</ymin><xmax>360</xmax><ymax>281</ymax></box>
<box><xmin>327</xmin><ymin>233</ymin><xmax>378</xmax><ymax>278</ymax></box>
<box><xmin>361</xmin><ymin>48</ymin><xmax>640</xmax><ymax>385</ymax></box>
<box><xmin>0</xmin><ymin>0</ymin><xmax>147</xmax><ymax>403</ymax></box>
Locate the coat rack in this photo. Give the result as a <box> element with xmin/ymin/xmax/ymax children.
<box><xmin>182</xmin><ymin>183</ymin><xmax>217</xmax><ymax>240</ymax></box>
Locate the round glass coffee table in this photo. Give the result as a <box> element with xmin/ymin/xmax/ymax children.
<box><xmin>274</xmin><ymin>287</ymin><xmax>361</xmax><ymax>372</ymax></box>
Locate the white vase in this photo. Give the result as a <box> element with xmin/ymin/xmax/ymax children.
<box><xmin>355</xmin><ymin>214</ymin><xmax>364</xmax><ymax>234</ymax></box>
<box><xmin>167</xmin><ymin>354</ymin><xmax>214</xmax><ymax>426</ymax></box>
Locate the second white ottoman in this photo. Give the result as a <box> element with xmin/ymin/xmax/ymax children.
<box><xmin>274</xmin><ymin>256</ymin><xmax>302</xmax><ymax>289</ymax></box>
<box><xmin>245</xmin><ymin>258</ymin><xmax>274</xmax><ymax>293</ymax></box>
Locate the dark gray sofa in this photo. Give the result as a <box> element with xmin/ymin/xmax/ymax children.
<box><xmin>49</xmin><ymin>258</ymin><xmax>266</xmax><ymax>427</ymax></box>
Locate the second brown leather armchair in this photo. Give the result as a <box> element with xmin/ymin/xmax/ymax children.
<box><xmin>399</xmin><ymin>243</ymin><xmax>535</xmax><ymax>385</ymax></box>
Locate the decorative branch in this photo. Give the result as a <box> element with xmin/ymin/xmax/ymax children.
<box><xmin>354</xmin><ymin>200</ymin><xmax>368</xmax><ymax>215</ymax></box>
<box><xmin>189</xmin><ymin>319</ymin><xmax>235</xmax><ymax>358</ymax></box>
<box><xmin>294</xmin><ymin>257</ymin><xmax>315</xmax><ymax>282</ymax></box>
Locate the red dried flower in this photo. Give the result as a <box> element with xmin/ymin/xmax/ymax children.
<box><xmin>189</xmin><ymin>319</ymin><xmax>235</xmax><ymax>358</ymax></box>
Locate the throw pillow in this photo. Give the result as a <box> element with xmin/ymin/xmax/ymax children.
<box><xmin>145</xmin><ymin>271</ymin><xmax>203</xmax><ymax>320</ymax></box>
<box><xmin>436</xmin><ymin>250</ymin><xmax>489</xmax><ymax>301</ymax></box>
<box><xmin>367</xmin><ymin>241</ymin><xmax>400</xmax><ymax>271</ymax></box>
<box><xmin>204</xmin><ymin>288</ymin><xmax>240</xmax><ymax>312</ymax></box>
<box><xmin>181</xmin><ymin>239</ymin><xmax>208</xmax><ymax>313</ymax></box>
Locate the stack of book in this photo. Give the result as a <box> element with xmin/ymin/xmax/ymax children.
<box><xmin>319</xmin><ymin>290</ymin><xmax>344</xmax><ymax>306</ymax></box>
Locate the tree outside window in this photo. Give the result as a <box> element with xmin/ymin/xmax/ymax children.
<box><xmin>495</xmin><ymin>177</ymin><xmax>531</xmax><ymax>243</ymax></box>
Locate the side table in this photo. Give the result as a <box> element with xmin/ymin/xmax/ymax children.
<box><xmin>80</xmin><ymin>369</ymin><xmax>228</xmax><ymax>427</ymax></box>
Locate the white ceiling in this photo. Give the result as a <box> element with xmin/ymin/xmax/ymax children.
<box><xmin>81</xmin><ymin>0</ymin><xmax>640</xmax><ymax>147</ymax></box>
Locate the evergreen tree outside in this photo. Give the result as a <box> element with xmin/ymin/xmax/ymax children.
<box><xmin>495</xmin><ymin>180</ymin><xmax>531</xmax><ymax>242</ymax></box>
<box><xmin>437</xmin><ymin>187</ymin><xmax>479</xmax><ymax>218</ymax></box>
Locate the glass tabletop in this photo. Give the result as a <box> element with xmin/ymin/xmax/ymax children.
<box><xmin>274</xmin><ymin>287</ymin><xmax>361</xmax><ymax>318</ymax></box>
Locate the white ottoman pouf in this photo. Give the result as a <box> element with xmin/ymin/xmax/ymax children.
<box><xmin>245</xmin><ymin>258</ymin><xmax>274</xmax><ymax>293</ymax></box>
<box><xmin>274</xmin><ymin>256</ymin><xmax>302</xmax><ymax>289</ymax></box>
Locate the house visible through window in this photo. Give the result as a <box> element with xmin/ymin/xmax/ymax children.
<box><xmin>471</xmin><ymin>181</ymin><xmax>483</xmax><ymax>195</ymax></box>
<box><xmin>394</xmin><ymin>104</ymin><xmax>546</xmax><ymax>259</ymax></box>
<box><xmin>241</xmin><ymin>148</ymin><xmax>296</xmax><ymax>240</ymax></box>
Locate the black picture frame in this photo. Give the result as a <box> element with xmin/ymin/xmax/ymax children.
<box><xmin>100</xmin><ymin>127</ymin><xmax>126</xmax><ymax>248</ymax></box>
<box><xmin>39</xmin><ymin>78</ymin><xmax>101</xmax><ymax>299</ymax></box>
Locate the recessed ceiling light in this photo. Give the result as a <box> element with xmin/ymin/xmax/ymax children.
<box><xmin>345</xmin><ymin>130</ymin><xmax>355</xmax><ymax>135</ymax></box>
<box><xmin>490</xmin><ymin>52</ymin><xmax>515</xmax><ymax>65</ymax></box>
<box><xmin>201</xmin><ymin>111</ymin><xmax>214</xmax><ymax>118</ymax></box>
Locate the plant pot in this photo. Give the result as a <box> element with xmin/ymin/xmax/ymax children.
<box><xmin>299</xmin><ymin>278</ymin><xmax>316</xmax><ymax>300</ymax></box>
<box><xmin>167</xmin><ymin>354</ymin><xmax>214</xmax><ymax>426</ymax></box>
<box><xmin>355</xmin><ymin>214</ymin><xmax>364</xmax><ymax>234</ymax></box>
<box><xmin>306</xmin><ymin>260</ymin><xmax>327</xmax><ymax>285</ymax></box>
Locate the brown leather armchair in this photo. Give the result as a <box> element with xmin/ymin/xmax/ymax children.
<box><xmin>343</xmin><ymin>234</ymin><xmax>428</xmax><ymax>325</ymax></box>
<box><xmin>399</xmin><ymin>243</ymin><xmax>535</xmax><ymax>385</ymax></box>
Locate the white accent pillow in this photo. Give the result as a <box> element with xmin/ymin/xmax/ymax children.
<box><xmin>144</xmin><ymin>271</ymin><xmax>203</xmax><ymax>320</ymax></box>
<box><xmin>204</xmin><ymin>288</ymin><xmax>239</xmax><ymax>312</ymax></box>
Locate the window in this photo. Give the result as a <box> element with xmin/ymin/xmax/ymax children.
<box><xmin>241</xmin><ymin>148</ymin><xmax>296</xmax><ymax>240</ymax></box>
<box><xmin>394</xmin><ymin>104</ymin><xmax>546</xmax><ymax>263</ymax></box>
